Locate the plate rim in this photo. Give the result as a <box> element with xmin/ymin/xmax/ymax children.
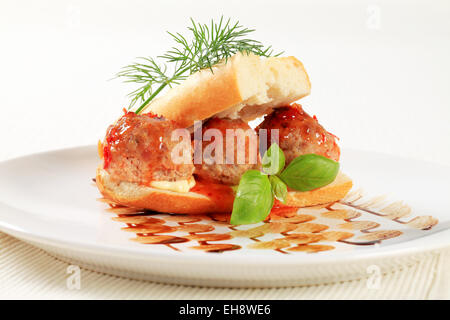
<box><xmin>0</xmin><ymin>145</ymin><xmax>449</xmax><ymax>267</ymax></box>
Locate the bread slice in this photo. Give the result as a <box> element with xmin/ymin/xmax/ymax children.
<box><xmin>96</xmin><ymin>167</ymin><xmax>352</xmax><ymax>215</ymax></box>
<box><xmin>96</xmin><ymin>167</ymin><xmax>233</xmax><ymax>214</ymax></box>
<box><xmin>285</xmin><ymin>172</ymin><xmax>353</xmax><ymax>207</ymax></box>
<box><xmin>139</xmin><ymin>52</ymin><xmax>311</xmax><ymax>128</ymax></box>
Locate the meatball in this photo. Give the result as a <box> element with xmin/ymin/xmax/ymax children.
<box><xmin>194</xmin><ymin>118</ymin><xmax>260</xmax><ymax>185</ymax></box>
<box><xmin>102</xmin><ymin>111</ymin><xmax>194</xmax><ymax>185</ymax></box>
<box><xmin>257</xmin><ymin>104</ymin><xmax>340</xmax><ymax>164</ymax></box>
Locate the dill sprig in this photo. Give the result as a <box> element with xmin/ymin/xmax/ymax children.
<box><xmin>116</xmin><ymin>17</ymin><xmax>281</xmax><ymax>114</ymax></box>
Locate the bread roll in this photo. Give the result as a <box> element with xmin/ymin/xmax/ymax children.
<box><xmin>139</xmin><ymin>52</ymin><xmax>311</xmax><ymax>128</ymax></box>
<box><xmin>96</xmin><ymin>167</ymin><xmax>352</xmax><ymax>215</ymax></box>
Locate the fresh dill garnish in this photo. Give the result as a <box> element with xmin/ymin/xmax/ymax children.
<box><xmin>116</xmin><ymin>17</ymin><xmax>281</xmax><ymax>114</ymax></box>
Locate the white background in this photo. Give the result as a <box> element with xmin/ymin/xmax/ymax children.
<box><xmin>1</xmin><ymin>0</ymin><xmax>449</xmax><ymax>165</ymax></box>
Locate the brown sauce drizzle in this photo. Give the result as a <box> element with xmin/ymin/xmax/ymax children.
<box><xmin>99</xmin><ymin>191</ymin><xmax>438</xmax><ymax>253</ymax></box>
<box><xmin>341</xmin><ymin>201</ymin><xmax>438</xmax><ymax>230</ymax></box>
<box><xmin>288</xmin><ymin>244</ymin><xmax>335</xmax><ymax>253</ymax></box>
<box><xmin>191</xmin><ymin>243</ymin><xmax>241</xmax><ymax>253</ymax></box>
<box><xmin>108</xmin><ymin>208</ymin><xmax>241</xmax><ymax>252</ymax></box>
<box><xmin>325</xmin><ymin>204</ymin><xmax>402</xmax><ymax>246</ymax></box>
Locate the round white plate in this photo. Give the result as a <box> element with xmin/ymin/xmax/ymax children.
<box><xmin>0</xmin><ymin>146</ymin><xmax>449</xmax><ymax>287</ymax></box>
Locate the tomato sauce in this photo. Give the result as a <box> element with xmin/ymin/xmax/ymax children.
<box><xmin>190</xmin><ymin>180</ymin><xmax>235</xmax><ymax>211</ymax></box>
<box><xmin>270</xmin><ymin>200</ymin><xmax>299</xmax><ymax>216</ymax></box>
<box><xmin>102</xmin><ymin>110</ymin><xmax>161</xmax><ymax>170</ymax></box>
<box><xmin>258</xmin><ymin>103</ymin><xmax>340</xmax><ymax>162</ymax></box>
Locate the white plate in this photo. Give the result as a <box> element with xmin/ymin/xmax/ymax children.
<box><xmin>0</xmin><ymin>146</ymin><xmax>449</xmax><ymax>287</ymax></box>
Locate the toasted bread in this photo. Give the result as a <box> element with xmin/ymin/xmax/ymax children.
<box><xmin>97</xmin><ymin>167</ymin><xmax>352</xmax><ymax>215</ymax></box>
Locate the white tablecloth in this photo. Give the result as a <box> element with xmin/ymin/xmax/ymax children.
<box><xmin>1</xmin><ymin>232</ymin><xmax>448</xmax><ymax>300</ymax></box>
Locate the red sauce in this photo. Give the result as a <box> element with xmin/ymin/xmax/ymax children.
<box><xmin>103</xmin><ymin>110</ymin><xmax>162</xmax><ymax>170</ymax></box>
<box><xmin>270</xmin><ymin>201</ymin><xmax>299</xmax><ymax>217</ymax></box>
<box><xmin>190</xmin><ymin>180</ymin><xmax>235</xmax><ymax>212</ymax></box>
<box><xmin>103</xmin><ymin>144</ymin><xmax>112</xmax><ymax>168</ymax></box>
<box><xmin>258</xmin><ymin>103</ymin><xmax>340</xmax><ymax>162</ymax></box>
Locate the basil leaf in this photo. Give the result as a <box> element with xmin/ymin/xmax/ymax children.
<box><xmin>269</xmin><ymin>175</ymin><xmax>288</xmax><ymax>204</ymax></box>
<box><xmin>279</xmin><ymin>154</ymin><xmax>339</xmax><ymax>191</ymax></box>
<box><xmin>230</xmin><ymin>170</ymin><xmax>273</xmax><ymax>225</ymax></box>
<box><xmin>262</xmin><ymin>143</ymin><xmax>285</xmax><ymax>175</ymax></box>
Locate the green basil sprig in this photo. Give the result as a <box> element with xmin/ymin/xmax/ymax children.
<box><xmin>230</xmin><ymin>143</ymin><xmax>339</xmax><ymax>225</ymax></box>
<box><xmin>230</xmin><ymin>170</ymin><xmax>273</xmax><ymax>225</ymax></box>
<box><xmin>269</xmin><ymin>175</ymin><xmax>287</xmax><ymax>204</ymax></box>
<box><xmin>279</xmin><ymin>154</ymin><xmax>339</xmax><ymax>191</ymax></box>
<box><xmin>262</xmin><ymin>143</ymin><xmax>285</xmax><ymax>175</ymax></box>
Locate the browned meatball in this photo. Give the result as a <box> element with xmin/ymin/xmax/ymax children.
<box><xmin>257</xmin><ymin>104</ymin><xmax>340</xmax><ymax>164</ymax></box>
<box><xmin>194</xmin><ymin>118</ymin><xmax>260</xmax><ymax>185</ymax></box>
<box><xmin>102</xmin><ymin>111</ymin><xmax>194</xmax><ymax>185</ymax></box>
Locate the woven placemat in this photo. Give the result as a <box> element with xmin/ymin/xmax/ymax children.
<box><xmin>0</xmin><ymin>232</ymin><xmax>448</xmax><ymax>299</ymax></box>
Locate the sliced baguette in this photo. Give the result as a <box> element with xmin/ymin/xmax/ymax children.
<box><xmin>96</xmin><ymin>167</ymin><xmax>352</xmax><ymax>215</ymax></box>
<box><xmin>285</xmin><ymin>172</ymin><xmax>353</xmax><ymax>207</ymax></box>
<box><xmin>139</xmin><ymin>52</ymin><xmax>311</xmax><ymax>128</ymax></box>
<box><xmin>96</xmin><ymin>167</ymin><xmax>233</xmax><ymax>214</ymax></box>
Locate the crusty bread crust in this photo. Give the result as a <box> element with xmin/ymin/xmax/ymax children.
<box><xmin>97</xmin><ymin>167</ymin><xmax>352</xmax><ymax>214</ymax></box>
<box><xmin>285</xmin><ymin>172</ymin><xmax>353</xmax><ymax>207</ymax></box>
<box><xmin>140</xmin><ymin>53</ymin><xmax>311</xmax><ymax>128</ymax></box>
<box><xmin>142</xmin><ymin>58</ymin><xmax>243</xmax><ymax>129</ymax></box>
